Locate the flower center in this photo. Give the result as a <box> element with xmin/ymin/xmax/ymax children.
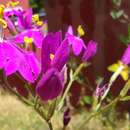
<box><xmin>32</xmin><ymin>14</ymin><xmax>43</xmax><ymax>26</ymax></box>
<box><xmin>24</xmin><ymin>36</ymin><xmax>33</xmax><ymax>45</ymax></box>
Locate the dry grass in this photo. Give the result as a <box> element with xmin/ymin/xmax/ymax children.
<box><xmin>0</xmin><ymin>90</ymin><xmax>129</xmax><ymax>130</ymax></box>
<box><xmin>0</xmin><ymin>91</ymin><xmax>48</xmax><ymax>130</ymax></box>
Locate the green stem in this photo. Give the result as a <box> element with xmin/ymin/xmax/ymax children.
<box><xmin>48</xmin><ymin>121</ymin><xmax>53</xmax><ymax>130</ymax></box>
<box><xmin>34</xmin><ymin>107</ymin><xmax>53</xmax><ymax>130</ymax></box>
<box><xmin>58</xmin><ymin>63</ymin><xmax>88</xmax><ymax>111</ymax></box>
<box><xmin>77</xmin><ymin>97</ymin><xmax>120</xmax><ymax>130</ymax></box>
<box><xmin>47</xmin><ymin>99</ymin><xmax>57</xmax><ymax>120</ymax></box>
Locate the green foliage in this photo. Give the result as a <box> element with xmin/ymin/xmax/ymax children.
<box><xmin>120</xmin><ymin>96</ymin><xmax>130</xmax><ymax>101</ymax></box>
<box><xmin>29</xmin><ymin>0</ymin><xmax>44</xmax><ymax>13</ymax></box>
<box><xmin>120</xmin><ymin>25</ymin><xmax>130</xmax><ymax>45</ymax></box>
<box><xmin>111</xmin><ymin>0</ymin><xmax>130</xmax><ymax>45</ymax></box>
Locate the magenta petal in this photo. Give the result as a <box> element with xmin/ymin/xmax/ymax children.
<box><xmin>52</xmin><ymin>39</ymin><xmax>70</xmax><ymax>71</ymax></box>
<box><xmin>36</xmin><ymin>68</ymin><xmax>63</xmax><ymax>101</ymax></box>
<box><xmin>4</xmin><ymin>60</ymin><xmax>18</xmax><ymax>76</ymax></box>
<box><xmin>72</xmin><ymin>37</ymin><xmax>84</xmax><ymax>55</ymax></box>
<box><xmin>0</xmin><ymin>45</ymin><xmax>5</xmax><ymax>69</ymax></box>
<box><xmin>0</xmin><ymin>42</ymin><xmax>21</xmax><ymax>72</ymax></box>
<box><xmin>24</xmin><ymin>8</ymin><xmax>33</xmax><ymax>29</ymax></box>
<box><xmin>66</xmin><ymin>26</ymin><xmax>73</xmax><ymax>36</ymax></box>
<box><xmin>0</xmin><ymin>42</ymin><xmax>40</xmax><ymax>82</ymax></box>
<box><xmin>41</xmin><ymin>36</ymin><xmax>51</xmax><ymax>73</ymax></box>
<box><xmin>121</xmin><ymin>45</ymin><xmax>130</xmax><ymax>65</ymax></box>
<box><xmin>82</xmin><ymin>40</ymin><xmax>97</xmax><ymax>61</ymax></box>
<box><xmin>14</xmin><ymin>29</ymin><xmax>44</xmax><ymax>48</ymax></box>
<box><xmin>18</xmin><ymin>52</ymin><xmax>40</xmax><ymax>83</ymax></box>
<box><xmin>47</xmin><ymin>31</ymin><xmax>62</xmax><ymax>54</ymax></box>
<box><xmin>25</xmin><ymin>52</ymin><xmax>41</xmax><ymax>77</ymax></box>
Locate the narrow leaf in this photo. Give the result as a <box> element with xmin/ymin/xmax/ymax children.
<box><xmin>120</xmin><ymin>79</ymin><xmax>130</xmax><ymax>97</ymax></box>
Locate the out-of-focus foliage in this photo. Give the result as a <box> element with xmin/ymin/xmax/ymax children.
<box><xmin>120</xmin><ymin>24</ymin><xmax>130</xmax><ymax>45</ymax></box>
<box><xmin>110</xmin><ymin>0</ymin><xmax>130</xmax><ymax>45</ymax></box>
<box><xmin>29</xmin><ymin>0</ymin><xmax>44</xmax><ymax>13</ymax></box>
<box><xmin>112</xmin><ymin>0</ymin><xmax>122</xmax><ymax>6</ymax></box>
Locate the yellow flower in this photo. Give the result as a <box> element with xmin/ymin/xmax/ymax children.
<box><xmin>108</xmin><ymin>61</ymin><xmax>130</xmax><ymax>81</ymax></box>
<box><xmin>77</xmin><ymin>25</ymin><xmax>85</xmax><ymax>37</ymax></box>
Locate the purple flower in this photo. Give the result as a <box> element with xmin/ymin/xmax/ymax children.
<box><xmin>4</xmin><ymin>6</ymin><xmax>25</xmax><ymax>31</ymax></box>
<box><xmin>121</xmin><ymin>45</ymin><xmax>130</xmax><ymax>65</ymax></box>
<box><xmin>13</xmin><ymin>29</ymin><xmax>44</xmax><ymax>48</ymax></box>
<box><xmin>4</xmin><ymin>6</ymin><xmax>44</xmax><ymax>33</ymax></box>
<box><xmin>0</xmin><ymin>41</ymin><xmax>40</xmax><ymax>83</ymax></box>
<box><xmin>22</xmin><ymin>8</ymin><xmax>33</xmax><ymax>29</ymax></box>
<box><xmin>41</xmin><ymin>32</ymin><xmax>69</xmax><ymax>73</ymax></box>
<box><xmin>66</xmin><ymin>26</ymin><xmax>86</xmax><ymax>56</ymax></box>
<box><xmin>36</xmin><ymin>32</ymin><xmax>70</xmax><ymax>101</ymax></box>
<box><xmin>82</xmin><ymin>40</ymin><xmax>97</xmax><ymax>61</ymax></box>
<box><xmin>36</xmin><ymin>68</ymin><xmax>63</xmax><ymax>101</ymax></box>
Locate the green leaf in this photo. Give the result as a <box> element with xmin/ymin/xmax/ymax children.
<box><xmin>120</xmin><ymin>35</ymin><xmax>130</xmax><ymax>45</ymax></box>
<box><xmin>82</xmin><ymin>96</ymin><xmax>93</xmax><ymax>105</ymax></box>
<box><xmin>120</xmin><ymin>96</ymin><xmax>130</xmax><ymax>101</ymax></box>
<box><xmin>110</xmin><ymin>10</ymin><xmax>124</xmax><ymax>19</ymax></box>
<box><xmin>119</xmin><ymin>79</ymin><xmax>130</xmax><ymax>97</ymax></box>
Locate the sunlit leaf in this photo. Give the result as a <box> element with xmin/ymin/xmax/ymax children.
<box><xmin>120</xmin><ymin>96</ymin><xmax>130</xmax><ymax>101</ymax></box>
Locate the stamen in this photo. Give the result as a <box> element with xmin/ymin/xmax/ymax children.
<box><xmin>0</xmin><ymin>19</ymin><xmax>7</xmax><ymax>28</ymax></box>
<box><xmin>77</xmin><ymin>25</ymin><xmax>85</xmax><ymax>37</ymax></box>
<box><xmin>50</xmin><ymin>53</ymin><xmax>55</xmax><ymax>60</ymax></box>
<box><xmin>24</xmin><ymin>36</ymin><xmax>33</xmax><ymax>45</ymax></box>
<box><xmin>32</xmin><ymin>14</ymin><xmax>39</xmax><ymax>22</ymax></box>
<box><xmin>36</xmin><ymin>21</ymin><xmax>43</xmax><ymax>26</ymax></box>
<box><xmin>0</xmin><ymin>4</ymin><xmax>5</xmax><ymax>18</ymax></box>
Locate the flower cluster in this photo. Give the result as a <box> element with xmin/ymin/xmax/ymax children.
<box><xmin>0</xmin><ymin>1</ymin><xmax>97</xmax><ymax>102</ymax></box>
